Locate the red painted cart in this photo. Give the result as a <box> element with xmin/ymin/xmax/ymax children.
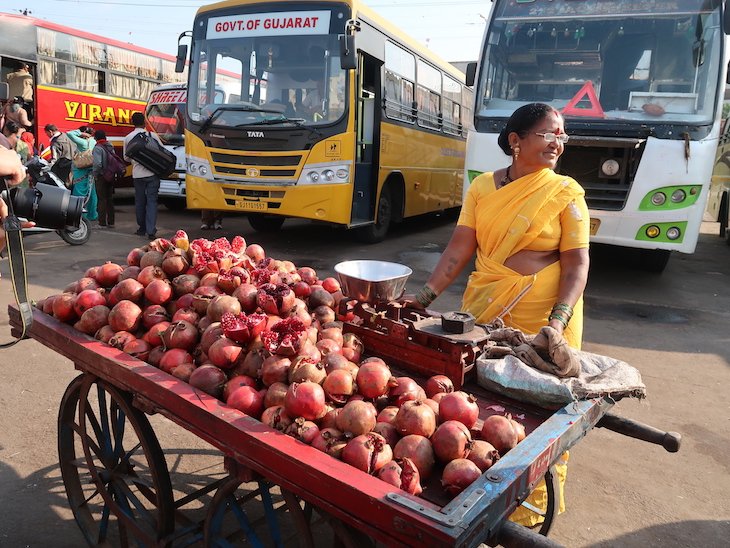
<box><xmin>8</xmin><ymin>305</ymin><xmax>680</xmax><ymax>547</ymax></box>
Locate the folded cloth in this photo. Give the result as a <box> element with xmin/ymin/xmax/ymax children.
<box><xmin>482</xmin><ymin>325</ymin><xmax>580</xmax><ymax>378</ymax></box>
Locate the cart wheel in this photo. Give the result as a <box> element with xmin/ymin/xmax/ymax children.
<box><xmin>518</xmin><ymin>465</ymin><xmax>560</xmax><ymax>536</ymax></box>
<box><xmin>57</xmin><ymin>374</ymin><xmax>175</xmax><ymax>546</ymax></box>
<box><xmin>205</xmin><ymin>477</ymin><xmax>314</xmax><ymax>548</ymax></box>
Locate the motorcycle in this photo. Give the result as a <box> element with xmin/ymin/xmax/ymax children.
<box><xmin>22</xmin><ymin>157</ymin><xmax>91</xmax><ymax>246</ymax></box>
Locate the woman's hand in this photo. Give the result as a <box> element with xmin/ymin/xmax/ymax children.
<box><xmin>547</xmin><ymin>318</ymin><xmax>565</xmax><ymax>335</ymax></box>
<box><xmin>397</xmin><ymin>294</ymin><xmax>427</xmax><ymax>310</ymax></box>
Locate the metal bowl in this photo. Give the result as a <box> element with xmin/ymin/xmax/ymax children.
<box><xmin>334</xmin><ymin>260</ymin><xmax>412</xmax><ymax>303</ymax></box>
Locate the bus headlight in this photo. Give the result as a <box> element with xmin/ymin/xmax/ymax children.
<box><xmin>645</xmin><ymin>225</ymin><xmax>661</xmax><ymax>238</ymax></box>
<box><xmin>670</xmin><ymin>189</ymin><xmax>686</xmax><ymax>203</ymax></box>
<box><xmin>666</xmin><ymin>227</ymin><xmax>681</xmax><ymax>240</ymax></box>
<box><xmin>187</xmin><ymin>157</ymin><xmax>213</xmax><ymax>180</ymax></box>
<box><xmin>650</xmin><ymin>192</ymin><xmax>666</xmax><ymax>206</ymax></box>
<box><xmin>298</xmin><ymin>162</ymin><xmax>352</xmax><ymax>185</ymax></box>
<box><xmin>601</xmin><ymin>159</ymin><xmax>620</xmax><ymax>177</ymax></box>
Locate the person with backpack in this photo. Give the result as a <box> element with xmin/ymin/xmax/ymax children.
<box><xmin>92</xmin><ymin>129</ymin><xmax>124</xmax><ymax>228</ymax></box>
<box><xmin>68</xmin><ymin>125</ymin><xmax>99</xmax><ymax>225</ymax></box>
<box><xmin>124</xmin><ymin>112</ymin><xmax>162</xmax><ymax>239</ymax></box>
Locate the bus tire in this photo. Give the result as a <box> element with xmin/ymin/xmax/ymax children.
<box><xmin>719</xmin><ymin>193</ymin><xmax>728</xmax><ymax>238</ymax></box>
<box><xmin>161</xmin><ymin>198</ymin><xmax>186</xmax><ymax>211</ymax></box>
<box><xmin>354</xmin><ymin>184</ymin><xmax>392</xmax><ymax>244</ymax></box>
<box><xmin>248</xmin><ymin>214</ymin><xmax>285</xmax><ymax>232</ymax></box>
<box><xmin>638</xmin><ymin>249</ymin><xmax>671</xmax><ymax>273</ymax></box>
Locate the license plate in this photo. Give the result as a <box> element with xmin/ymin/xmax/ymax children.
<box><xmin>235</xmin><ymin>200</ymin><xmax>267</xmax><ymax>211</ymax></box>
<box><xmin>589</xmin><ymin>218</ymin><xmax>601</xmax><ymax>235</ymax></box>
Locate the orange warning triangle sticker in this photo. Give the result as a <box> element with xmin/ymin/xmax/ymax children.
<box><xmin>561</xmin><ymin>81</ymin><xmax>605</xmax><ymax>118</ymax></box>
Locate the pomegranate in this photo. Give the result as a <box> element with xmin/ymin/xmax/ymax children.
<box><xmin>311</xmin><ymin>305</ymin><xmax>335</xmax><ymax>327</ymax></box>
<box><xmin>144</xmin><ymin>279</ymin><xmax>173</xmax><ymax>305</ymax></box>
<box><xmin>510</xmin><ymin>417</ymin><xmax>526</xmax><ymax>442</ymax></box>
<box><xmin>377</xmin><ymin>406</ymin><xmax>400</xmax><ymax>425</ymax></box>
<box><xmin>108</xmin><ymin>300</ymin><xmax>142</xmax><ymax>333</ymax></box>
<box><xmin>74</xmin><ymin>305</ymin><xmax>110</xmax><ymax>335</ymax></box>
<box><xmin>319</xmin><ymin>407</ymin><xmax>341</xmax><ymax>429</ymax></box>
<box><xmin>356</xmin><ymin>359</ymin><xmax>395</xmax><ymax>399</ymax></box>
<box><xmin>52</xmin><ymin>293</ymin><xmax>78</xmax><ymax>322</ymax></box>
<box><xmin>424</xmin><ymin>374</ymin><xmax>455</xmax><ymax>398</ymax></box>
<box><xmin>171</xmin><ymin>362</ymin><xmax>196</xmax><ymax>382</ymax></box>
<box><xmin>109</xmin><ymin>331</ymin><xmax>136</xmax><ymax>350</ymax></box>
<box><xmin>316</xmin><ymin>338</ymin><xmax>342</xmax><ymax>357</ymax></box>
<box><xmin>286</xmin><ymin>417</ymin><xmax>320</xmax><ymax>444</ymax></box>
<box><xmin>126</xmin><ymin>247</ymin><xmax>145</xmax><ymax>266</ymax></box>
<box><xmin>341</xmin><ymin>333</ymin><xmax>364</xmax><ymax>362</ymax></box>
<box><xmin>261</xmin><ymin>317</ymin><xmax>308</xmax><ymax>356</ymax></box>
<box><xmin>172</xmin><ymin>274</ymin><xmax>200</xmax><ymax>296</ymax></box>
<box><xmin>234</xmin><ymin>345</ymin><xmax>266</xmax><ymax>379</ymax></box>
<box><xmin>143</xmin><ymin>321</ymin><xmax>171</xmax><ymax>347</ymax></box>
<box><xmin>439</xmin><ymin>392</ymin><xmax>479</xmax><ymax>429</ymax></box>
<box><xmin>481</xmin><ymin>415</ymin><xmax>519</xmax><ymax>455</ymax></box>
<box><xmin>292</xmin><ymin>281</ymin><xmax>312</xmax><ymax>299</ymax></box>
<box><xmin>263</xmin><ymin>382</ymin><xmax>289</xmax><ymax>409</ymax></box>
<box><xmin>431</xmin><ymin>421</ymin><xmax>472</xmax><ymax>462</ymax></box>
<box><xmin>388</xmin><ymin>377</ymin><xmax>426</xmax><ymax>407</ymax></box>
<box><xmin>139</xmin><ymin>250</ymin><xmax>164</xmax><ymax>269</ymax></box>
<box><xmin>342</xmin><ymin>433</ymin><xmax>392</xmax><ymax>474</ymax></box>
<box><xmin>467</xmin><ymin>440</ymin><xmax>500</xmax><ymax>472</ymax></box>
<box><xmin>172</xmin><ymin>307</ymin><xmax>199</xmax><ymax>325</ymax></box>
<box><xmin>206</xmin><ymin>295</ymin><xmax>242</xmax><ymax>323</ymax></box>
<box><xmin>257</xmin><ymin>283</ymin><xmax>295</xmax><ymax>316</ymax></box>
<box><xmin>158</xmin><ymin>348</ymin><xmax>194</xmax><ymax>374</ymax></box>
<box><xmin>441</xmin><ymin>459</ymin><xmax>482</xmax><ymax>495</ymax></box>
<box><xmin>95</xmin><ymin>324</ymin><xmax>116</xmax><ymax>343</ymax></box>
<box><xmin>161</xmin><ymin>320</ymin><xmax>199</xmax><ymax>351</ymax></box>
<box><xmin>233</xmin><ymin>283</ymin><xmax>258</xmax><ymax>313</ymax></box>
<box><xmin>96</xmin><ymin>262</ymin><xmax>124</xmax><ymax>287</ymax></box>
<box><xmin>220</xmin><ymin>311</ymin><xmax>267</xmax><ymax>344</ymax></box>
<box><xmin>191</xmin><ymin>285</ymin><xmax>224</xmax><ymax>316</ymax></box>
<box><xmin>308</xmin><ymin>288</ymin><xmax>334</xmax><ymax>309</ymax></box>
<box><xmin>226</xmin><ymin>385</ymin><xmax>264</xmax><ymax>419</ymax></box>
<box><xmin>141</xmin><ymin>304</ymin><xmax>170</xmax><ymax>329</ymax></box>
<box><xmin>161</xmin><ymin>248</ymin><xmax>189</xmax><ymax>277</ymax></box>
<box><xmin>119</xmin><ymin>266</ymin><xmax>141</xmax><ymax>282</ymax></box>
<box><xmin>108</xmin><ymin>279</ymin><xmax>145</xmax><ymax>307</ymax></box>
<box><xmin>288</xmin><ymin>356</ymin><xmax>327</xmax><ymax>385</ymax></box>
<box><xmin>335</xmin><ymin>400</ymin><xmax>377</xmax><ymax>437</ymax></box>
<box><xmin>322</xmin><ymin>370</ymin><xmax>356</xmax><ymax>404</ymax></box>
<box><xmin>395</xmin><ymin>400</ymin><xmax>437</xmax><ymax>438</ymax></box>
<box><xmin>188</xmin><ymin>364</ymin><xmax>227</xmax><ymax>399</ymax></box>
<box><xmin>372</xmin><ymin>422</ymin><xmax>400</xmax><ymax>448</ymax></box>
<box><xmin>207</xmin><ymin>337</ymin><xmax>245</xmax><ymax>369</ymax></box>
<box><xmin>137</xmin><ymin>265</ymin><xmax>167</xmax><ymax>287</ymax></box>
<box><xmin>393</xmin><ymin>435</ymin><xmax>436</xmax><ymax>480</ymax></box>
<box><xmin>261</xmin><ymin>405</ymin><xmax>293</xmax><ymax>432</ymax></box>
<box><xmin>284</xmin><ymin>381</ymin><xmax>327</xmax><ymax>421</ymax></box>
<box><xmin>122</xmin><ymin>338</ymin><xmax>151</xmax><ymax>362</ymax></box>
<box><xmin>261</xmin><ymin>355</ymin><xmax>292</xmax><ymax>387</ymax></box>
<box><xmin>377</xmin><ymin>458</ymin><xmax>422</xmax><ymax>495</ymax></box>
<box><xmin>245</xmin><ymin>243</ymin><xmax>265</xmax><ymax>263</ymax></box>
<box><xmin>74</xmin><ymin>289</ymin><xmax>108</xmax><ymax>317</ymax></box>
<box><xmin>318</xmin><ymin>326</ymin><xmax>344</xmax><ymax>347</ymax></box>
<box><xmin>311</xmin><ymin>428</ymin><xmax>346</xmax><ymax>454</ymax></box>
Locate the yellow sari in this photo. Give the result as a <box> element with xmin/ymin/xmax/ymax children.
<box><xmin>461</xmin><ymin>168</ymin><xmax>585</xmax><ymax>348</ymax></box>
<box><xmin>459</xmin><ymin>168</ymin><xmax>586</xmax><ymax>526</ymax></box>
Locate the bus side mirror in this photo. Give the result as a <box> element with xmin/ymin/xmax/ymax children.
<box><xmin>175</xmin><ymin>44</ymin><xmax>188</xmax><ymax>73</ymax></box>
<box><xmin>0</xmin><ymin>83</ymin><xmax>8</xmax><ymax>101</ymax></box>
<box><xmin>339</xmin><ymin>35</ymin><xmax>357</xmax><ymax>70</ymax></box>
<box><xmin>465</xmin><ymin>62</ymin><xmax>477</xmax><ymax>87</ymax></box>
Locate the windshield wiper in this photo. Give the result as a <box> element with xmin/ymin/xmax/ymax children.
<box><xmin>238</xmin><ymin>116</ymin><xmax>323</xmax><ymax>139</ymax></box>
<box><xmin>198</xmin><ymin>105</ymin><xmax>275</xmax><ymax>133</ymax></box>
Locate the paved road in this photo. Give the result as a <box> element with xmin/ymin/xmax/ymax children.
<box><xmin>0</xmin><ymin>199</ymin><xmax>728</xmax><ymax>546</ymax></box>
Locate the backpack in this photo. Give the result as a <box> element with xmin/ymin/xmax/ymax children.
<box><xmin>125</xmin><ymin>131</ymin><xmax>176</xmax><ymax>178</ymax></box>
<box><xmin>100</xmin><ymin>143</ymin><xmax>126</xmax><ymax>183</ymax></box>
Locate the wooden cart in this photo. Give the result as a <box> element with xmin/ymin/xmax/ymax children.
<box><xmin>8</xmin><ymin>305</ymin><xmax>680</xmax><ymax>547</ymax></box>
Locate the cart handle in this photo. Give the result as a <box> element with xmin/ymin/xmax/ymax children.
<box><xmin>596</xmin><ymin>412</ymin><xmax>681</xmax><ymax>453</ymax></box>
<box><xmin>493</xmin><ymin>520</ymin><xmax>564</xmax><ymax>548</ymax></box>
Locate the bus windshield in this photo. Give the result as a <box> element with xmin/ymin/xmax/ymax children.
<box><xmin>189</xmin><ymin>8</ymin><xmax>347</xmax><ymax>128</ymax></box>
<box><xmin>146</xmin><ymin>101</ymin><xmax>186</xmax><ymax>145</ymax></box>
<box><xmin>478</xmin><ymin>0</ymin><xmax>723</xmax><ymax>126</ymax></box>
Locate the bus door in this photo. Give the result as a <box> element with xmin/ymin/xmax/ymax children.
<box><xmin>351</xmin><ymin>53</ymin><xmax>382</xmax><ymax>224</ymax></box>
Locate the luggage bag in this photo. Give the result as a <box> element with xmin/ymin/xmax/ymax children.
<box><xmin>125</xmin><ymin>131</ymin><xmax>176</xmax><ymax>178</ymax></box>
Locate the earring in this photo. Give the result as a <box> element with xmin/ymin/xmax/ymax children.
<box><xmin>513</xmin><ymin>145</ymin><xmax>520</xmax><ymax>158</ymax></box>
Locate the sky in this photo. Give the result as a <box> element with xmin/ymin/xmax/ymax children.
<box><xmin>7</xmin><ymin>0</ymin><xmax>491</xmax><ymax>63</ymax></box>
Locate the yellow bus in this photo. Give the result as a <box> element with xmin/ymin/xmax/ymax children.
<box><xmin>176</xmin><ymin>0</ymin><xmax>472</xmax><ymax>242</ymax></box>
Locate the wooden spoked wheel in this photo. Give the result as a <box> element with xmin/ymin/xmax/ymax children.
<box><xmin>204</xmin><ymin>476</ymin><xmax>315</xmax><ymax>548</ymax></box>
<box><xmin>57</xmin><ymin>374</ymin><xmax>175</xmax><ymax>546</ymax></box>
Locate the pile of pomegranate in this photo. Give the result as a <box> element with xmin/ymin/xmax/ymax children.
<box><xmin>36</xmin><ymin>231</ymin><xmax>525</xmax><ymax>499</ymax></box>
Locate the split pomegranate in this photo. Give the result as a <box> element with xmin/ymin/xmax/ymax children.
<box><xmin>220</xmin><ymin>312</ymin><xmax>267</xmax><ymax>344</ymax></box>
<box><xmin>377</xmin><ymin>458</ymin><xmax>422</xmax><ymax>495</ymax></box>
<box><xmin>257</xmin><ymin>283</ymin><xmax>295</xmax><ymax>316</ymax></box>
<box><xmin>261</xmin><ymin>317</ymin><xmax>307</xmax><ymax>356</ymax></box>
<box><xmin>341</xmin><ymin>433</ymin><xmax>392</xmax><ymax>474</ymax></box>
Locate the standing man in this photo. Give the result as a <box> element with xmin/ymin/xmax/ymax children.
<box><xmin>6</xmin><ymin>63</ymin><xmax>33</xmax><ymax>119</ymax></box>
<box><xmin>44</xmin><ymin>124</ymin><xmax>74</xmax><ymax>185</ymax></box>
<box><xmin>124</xmin><ymin>112</ymin><xmax>161</xmax><ymax>239</ymax></box>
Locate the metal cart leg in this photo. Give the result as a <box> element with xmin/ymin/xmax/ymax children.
<box><xmin>58</xmin><ymin>374</ymin><xmax>175</xmax><ymax>546</ymax></box>
<box><xmin>204</xmin><ymin>476</ymin><xmax>315</xmax><ymax>548</ymax></box>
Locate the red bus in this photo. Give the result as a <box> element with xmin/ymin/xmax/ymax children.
<box><xmin>0</xmin><ymin>12</ymin><xmax>186</xmax><ymax>153</ymax></box>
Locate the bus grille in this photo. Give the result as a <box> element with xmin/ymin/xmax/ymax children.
<box><xmin>210</xmin><ymin>153</ymin><xmax>301</xmax><ymax>166</ymax></box>
<box><xmin>558</xmin><ymin>139</ymin><xmax>644</xmax><ymax>211</ymax></box>
<box><xmin>216</xmin><ymin>166</ymin><xmax>297</xmax><ymax>177</ymax></box>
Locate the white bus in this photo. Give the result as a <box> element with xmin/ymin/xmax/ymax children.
<box><xmin>466</xmin><ymin>0</ymin><xmax>729</xmax><ymax>271</ymax></box>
